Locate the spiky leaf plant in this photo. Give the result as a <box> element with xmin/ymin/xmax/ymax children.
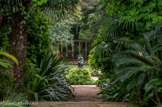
<box><xmin>31</xmin><ymin>53</ymin><xmax>73</xmax><ymax>101</ymax></box>
<box><xmin>114</xmin><ymin>23</ymin><xmax>162</xmax><ymax>106</ymax></box>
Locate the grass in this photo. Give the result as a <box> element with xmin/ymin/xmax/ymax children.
<box><xmin>65</xmin><ymin>64</ymin><xmax>89</xmax><ymax>69</ymax></box>
<box><xmin>63</xmin><ymin>60</ymin><xmax>99</xmax><ymax>76</ymax></box>
<box><xmin>64</xmin><ymin>64</ymin><xmax>95</xmax><ymax>73</ymax></box>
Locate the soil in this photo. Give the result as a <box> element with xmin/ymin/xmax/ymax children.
<box><xmin>69</xmin><ymin>85</ymin><xmax>102</xmax><ymax>102</ymax></box>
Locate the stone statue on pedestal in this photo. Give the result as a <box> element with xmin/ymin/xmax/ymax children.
<box><xmin>78</xmin><ymin>54</ymin><xmax>84</xmax><ymax>68</ymax></box>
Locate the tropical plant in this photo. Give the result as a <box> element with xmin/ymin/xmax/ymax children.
<box><xmin>0</xmin><ymin>70</ymin><xmax>14</xmax><ymax>100</ymax></box>
<box><xmin>42</xmin><ymin>0</ymin><xmax>79</xmax><ymax>22</ymax></box>
<box><xmin>2</xmin><ymin>92</ymin><xmax>28</xmax><ymax>107</ymax></box>
<box><xmin>0</xmin><ymin>0</ymin><xmax>32</xmax><ymax>83</ymax></box>
<box><xmin>88</xmin><ymin>41</ymin><xmax>112</xmax><ymax>72</ymax></box>
<box><xmin>49</xmin><ymin>20</ymin><xmax>74</xmax><ymax>47</ymax></box>
<box><xmin>30</xmin><ymin>53</ymin><xmax>73</xmax><ymax>101</ymax></box>
<box><xmin>0</xmin><ymin>51</ymin><xmax>18</xmax><ymax>100</ymax></box>
<box><xmin>113</xmin><ymin>24</ymin><xmax>162</xmax><ymax>106</ymax></box>
<box><xmin>99</xmin><ymin>78</ymin><xmax>138</xmax><ymax>102</ymax></box>
<box><xmin>105</xmin><ymin>0</ymin><xmax>162</xmax><ymax>30</ymax></box>
<box><xmin>27</xmin><ymin>11</ymin><xmax>51</xmax><ymax>65</ymax></box>
<box><xmin>88</xmin><ymin>14</ymin><xmax>142</xmax><ymax>74</ymax></box>
<box><xmin>0</xmin><ymin>0</ymin><xmax>79</xmax><ymax>84</ymax></box>
<box><xmin>66</xmin><ymin>69</ymin><xmax>96</xmax><ymax>85</ymax></box>
<box><xmin>0</xmin><ymin>51</ymin><xmax>18</xmax><ymax>68</ymax></box>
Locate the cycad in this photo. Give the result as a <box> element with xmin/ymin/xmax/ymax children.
<box><xmin>114</xmin><ymin>24</ymin><xmax>162</xmax><ymax>105</ymax></box>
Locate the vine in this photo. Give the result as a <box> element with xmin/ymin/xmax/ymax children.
<box><xmin>105</xmin><ymin>0</ymin><xmax>162</xmax><ymax>30</ymax></box>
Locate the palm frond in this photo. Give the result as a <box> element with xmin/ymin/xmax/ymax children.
<box><xmin>0</xmin><ymin>52</ymin><xmax>18</xmax><ymax>65</ymax></box>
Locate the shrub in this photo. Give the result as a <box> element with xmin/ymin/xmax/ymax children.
<box><xmin>99</xmin><ymin>23</ymin><xmax>162</xmax><ymax>106</ymax></box>
<box><xmin>66</xmin><ymin>69</ymin><xmax>96</xmax><ymax>85</ymax></box>
<box><xmin>112</xmin><ymin>33</ymin><xmax>162</xmax><ymax>106</ymax></box>
<box><xmin>65</xmin><ymin>61</ymin><xmax>88</xmax><ymax>65</ymax></box>
<box><xmin>30</xmin><ymin>53</ymin><xmax>73</xmax><ymax>101</ymax></box>
<box><xmin>0</xmin><ymin>52</ymin><xmax>18</xmax><ymax>100</ymax></box>
<box><xmin>27</xmin><ymin>12</ymin><xmax>51</xmax><ymax>65</ymax></box>
<box><xmin>2</xmin><ymin>92</ymin><xmax>28</xmax><ymax>107</ymax></box>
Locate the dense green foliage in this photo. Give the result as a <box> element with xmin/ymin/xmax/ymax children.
<box><xmin>29</xmin><ymin>53</ymin><xmax>73</xmax><ymax>101</ymax></box>
<box><xmin>0</xmin><ymin>70</ymin><xmax>13</xmax><ymax>100</ymax></box>
<box><xmin>2</xmin><ymin>92</ymin><xmax>28</xmax><ymax>107</ymax></box>
<box><xmin>27</xmin><ymin>12</ymin><xmax>51</xmax><ymax>64</ymax></box>
<box><xmin>0</xmin><ymin>26</ymin><xmax>10</xmax><ymax>52</ymax></box>
<box><xmin>66</xmin><ymin>69</ymin><xmax>96</xmax><ymax>85</ymax></box>
<box><xmin>1</xmin><ymin>0</ymin><xmax>162</xmax><ymax>106</ymax></box>
<box><xmin>0</xmin><ymin>0</ymin><xmax>79</xmax><ymax>104</ymax></box>
<box><xmin>99</xmin><ymin>28</ymin><xmax>162</xmax><ymax>105</ymax></box>
<box><xmin>0</xmin><ymin>52</ymin><xmax>18</xmax><ymax>68</ymax></box>
<box><xmin>0</xmin><ymin>52</ymin><xmax>19</xmax><ymax>103</ymax></box>
<box><xmin>114</xmin><ymin>33</ymin><xmax>162</xmax><ymax>105</ymax></box>
<box><xmin>49</xmin><ymin>20</ymin><xmax>74</xmax><ymax>47</ymax></box>
<box><xmin>105</xmin><ymin>0</ymin><xmax>162</xmax><ymax>30</ymax></box>
<box><xmin>88</xmin><ymin>0</ymin><xmax>162</xmax><ymax>106</ymax></box>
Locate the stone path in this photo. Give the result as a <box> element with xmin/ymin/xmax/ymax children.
<box><xmin>31</xmin><ymin>77</ymin><xmax>139</xmax><ymax>107</ymax></box>
<box><xmin>32</xmin><ymin>102</ymin><xmax>139</xmax><ymax>107</ymax></box>
<box><xmin>69</xmin><ymin>85</ymin><xmax>102</xmax><ymax>102</ymax></box>
<box><xmin>31</xmin><ymin>76</ymin><xmax>139</xmax><ymax>107</ymax></box>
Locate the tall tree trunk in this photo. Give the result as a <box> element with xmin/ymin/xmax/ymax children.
<box><xmin>8</xmin><ymin>0</ymin><xmax>30</xmax><ymax>85</ymax></box>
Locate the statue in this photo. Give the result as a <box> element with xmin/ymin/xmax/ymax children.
<box><xmin>78</xmin><ymin>54</ymin><xmax>84</xmax><ymax>68</ymax></box>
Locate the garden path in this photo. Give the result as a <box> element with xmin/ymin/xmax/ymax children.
<box><xmin>69</xmin><ymin>85</ymin><xmax>102</xmax><ymax>102</ymax></box>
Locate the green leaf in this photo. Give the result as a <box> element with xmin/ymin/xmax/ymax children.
<box><xmin>0</xmin><ymin>52</ymin><xmax>18</xmax><ymax>65</ymax></box>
